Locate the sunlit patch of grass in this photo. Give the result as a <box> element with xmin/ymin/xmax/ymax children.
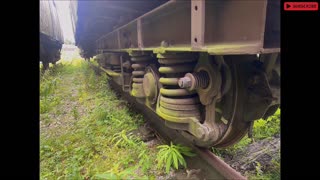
<box><xmin>71</xmin><ymin>59</ymin><xmax>84</xmax><ymax>66</ymax></box>
<box><xmin>40</xmin><ymin>97</ymin><xmax>61</xmax><ymax>114</ymax></box>
<box><xmin>40</xmin><ymin>60</ymin><xmax>161</xmax><ymax>179</ymax></box>
<box><xmin>40</xmin><ymin>78</ymin><xmax>58</xmax><ymax>98</ymax></box>
<box><xmin>40</xmin><ymin>66</ymin><xmax>62</xmax><ymax>114</ymax></box>
<box><xmin>41</xmin><ymin>114</ymin><xmax>52</xmax><ymax>125</ymax></box>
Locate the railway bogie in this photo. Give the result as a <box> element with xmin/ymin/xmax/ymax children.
<box><xmin>94</xmin><ymin>51</ymin><xmax>280</xmax><ymax>148</ymax></box>
<box><xmin>72</xmin><ymin>0</ymin><xmax>280</xmax><ymax>148</ymax></box>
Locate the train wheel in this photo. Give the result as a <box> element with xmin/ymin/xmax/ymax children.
<box><xmin>203</xmin><ymin>56</ymin><xmax>250</xmax><ymax>148</ymax></box>
<box><xmin>154</xmin><ymin>52</ymin><xmax>276</xmax><ymax>148</ymax></box>
<box><xmin>176</xmin><ymin>54</ymin><xmax>252</xmax><ymax>148</ymax></box>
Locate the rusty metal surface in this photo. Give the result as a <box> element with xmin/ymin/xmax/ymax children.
<box><xmin>88</xmin><ymin>0</ymin><xmax>280</xmax><ymax>56</ymax></box>
<box><xmin>191</xmin><ymin>0</ymin><xmax>205</xmax><ymax>49</ymax></box>
<box><xmin>195</xmin><ymin>148</ymin><xmax>247</xmax><ymax>180</ymax></box>
<box><xmin>40</xmin><ymin>0</ymin><xmax>63</xmax><ymax>43</ymax></box>
<box><xmin>204</xmin><ymin>0</ymin><xmax>267</xmax><ymax>46</ymax></box>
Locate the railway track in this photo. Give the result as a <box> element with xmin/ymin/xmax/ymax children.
<box><xmin>91</xmin><ymin>63</ymin><xmax>247</xmax><ymax>180</ymax></box>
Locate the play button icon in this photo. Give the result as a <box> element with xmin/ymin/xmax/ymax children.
<box><xmin>286</xmin><ymin>3</ymin><xmax>291</xmax><ymax>9</ymax></box>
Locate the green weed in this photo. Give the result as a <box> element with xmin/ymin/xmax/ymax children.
<box><xmin>157</xmin><ymin>142</ymin><xmax>196</xmax><ymax>174</ymax></box>
<box><xmin>138</xmin><ymin>149</ymin><xmax>153</xmax><ymax>173</ymax></box>
<box><xmin>111</xmin><ymin>130</ymin><xmax>139</xmax><ymax>147</ymax></box>
<box><xmin>72</xmin><ymin>106</ymin><xmax>79</xmax><ymax>120</ymax></box>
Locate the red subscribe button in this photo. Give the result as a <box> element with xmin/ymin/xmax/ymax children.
<box><xmin>284</xmin><ymin>2</ymin><xmax>318</xmax><ymax>11</ymax></box>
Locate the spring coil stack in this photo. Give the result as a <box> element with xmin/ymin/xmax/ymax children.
<box><xmin>156</xmin><ymin>53</ymin><xmax>202</xmax><ymax>123</ymax></box>
<box><xmin>130</xmin><ymin>51</ymin><xmax>152</xmax><ymax>98</ymax></box>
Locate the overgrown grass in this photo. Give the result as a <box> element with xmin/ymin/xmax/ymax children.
<box><xmin>40</xmin><ymin>60</ymin><xmax>162</xmax><ymax>179</ymax></box>
<box><xmin>40</xmin><ymin>65</ymin><xmax>62</xmax><ymax>114</ymax></box>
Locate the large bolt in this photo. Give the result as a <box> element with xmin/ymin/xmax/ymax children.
<box><xmin>178</xmin><ymin>77</ymin><xmax>192</xmax><ymax>88</ymax></box>
<box><xmin>178</xmin><ymin>71</ymin><xmax>209</xmax><ymax>90</ymax></box>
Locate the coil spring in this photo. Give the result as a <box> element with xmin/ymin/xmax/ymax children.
<box><xmin>130</xmin><ymin>52</ymin><xmax>152</xmax><ymax>98</ymax></box>
<box><xmin>157</xmin><ymin>53</ymin><xmax>201</xmax><ymax>119</ymax></box>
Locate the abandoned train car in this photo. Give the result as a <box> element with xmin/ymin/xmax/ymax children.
<box><xmin>70</xmin><ymin>0</ymin><xmax>280</xmax><ymax>148</ymax></box>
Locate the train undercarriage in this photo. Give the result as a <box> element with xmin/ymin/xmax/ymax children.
<box><xmin>73</xmin><ymin>0</ymin><xmax>280</xmax><ymax>148</ymax></box>
<box><xmin>95</xmin><ymin>51</ymin><xmax>280</xmax><ymax>148</ymax></box>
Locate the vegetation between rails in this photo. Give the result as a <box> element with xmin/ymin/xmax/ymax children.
<box><xmin>40</xmin><ymin>59</ymin><xmax>194</xmax><ymax>179</ymax></box>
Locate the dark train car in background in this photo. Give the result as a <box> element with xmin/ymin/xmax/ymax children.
<box><xmin>71</xmin><ymin>0</ymin><xmax>280</xmax><ymax>148</ymax></box>
<box><xmin>40</xmin><ymin>0</ymin><xmax>64</xmax><ymax>70</ymax></box>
